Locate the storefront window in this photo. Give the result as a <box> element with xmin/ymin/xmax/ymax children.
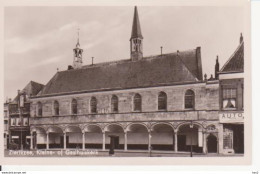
<box><xmin>223</xmin><ymin>128</ymin><xmax>233</xmax><ymax>149</ymax></box>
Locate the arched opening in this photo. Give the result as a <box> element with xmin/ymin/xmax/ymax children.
<box><xmin>90</xmin><ymin>97</ymin><xmax>97</xmax><ymax>113</ymax></box>
<box><xmin>48</xmin><ymin>126</ymin><xmax>64</xmax><ymax>149</ymax></box>
<box><xmin>84</xmin><ymin>124</ymin><xmax>103</xmax><ymax>149</ymax></box>
<box><xmin>151</xmin><ymin>123</ymin><xmax>174</xmax><ymax>151</ymax></box>
<box><xmin>133</xmin><ymin>94</ymin><xmax>142</xmax><ymax>112</ymax></box>
<box><xmin>126</xmin><ymin>123</ymin><xmax>148</xmax><ymax>150</ymax></box>
<box><xmin>185</xmin><ymin>90</ymin><xmax>195</xmax><ymax>109</ymax></box>
<box><xmin>65</xmin><ymin>126</ymin><xmax>82</xmax><ymax>149</ymax></box>
<box><xmin>111</xmin><ymin>95</ymin><xmax>119</xmax><ymax>113</ymax></box>
<box><xmin>207</xmin><ymin>134</ymin><xmax>218</xmax><ymax>153</ymax></box>
<box><xmin>71</xmin><ymin>99</ymin><xmax>77</xmax><ymax>115</ymax></box>
<box><xmin>54</xmin><ymin>101</ymin><xmax>59</xmax><ymax>115</ymax></box>
<box><xmin>31</xmin><ymin>127</ymin><xmax>46</xmax><ymax>149</ymax></box>
<box><xmin>158</xmin><ymin>92</ymin><xmax>167</xmax><ymax>110</ymax></box>
<box><xmin>105</xmin><ymin>124</ymin><xmax>124</xmax><ymax>149</ymax></box>
<box><xmin>37</xmin><ymin>102</ymin><xmax>42</xmax><ymax>116</ymax></box>
<box><xmin>177</xmin><ymin>123</ymin><xmax>203</xmax><ymax>153</ymax></box>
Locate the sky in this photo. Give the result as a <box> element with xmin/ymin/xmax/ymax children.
<box><xmin>4</xmin><ymin>6</ymin><xmax>246</xmax><ymax>100</ymax></box>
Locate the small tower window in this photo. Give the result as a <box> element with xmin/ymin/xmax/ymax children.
<box><xmin>71</xmin><ymin>99</ymin><xmax>77</xmax><ymax>115</ymax></box>
<box><xmin>54</xmin><ymin>100</ymin><xmax>59</xmax><ymax>115</ymax></box>
<box><xmin>158</xmin><ymin>92</ymin><xmax>167</xmax><ymax>110</ymax></box>
<box><xmin>37</xmin><ymin>102</ymin><xmax>42</xmax><ymax>116</ymax></box>
<box><xmin>134</xmin><ymin>93</ymin><xmax>142</xmax><ymax>112</ymax></box>
<box><xmin>111</xmin><ymin>95</ymin><xmax>118</xmax><ymax>113</ymax></box>
<box><xmin>185</xmin><ymin>90</ymin><xmax>195</xmax><ymax>109</ymax></box>
<box><xmin>90</xmin><ymin>97</ymin><xmax>97</xmax><ymax>113</ymax></box>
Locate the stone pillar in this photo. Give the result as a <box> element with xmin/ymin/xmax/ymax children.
<box><xmin>30</xmin><ymin>131</ymin><xmax>33</xmax><ymax>150</ymax></box>
<box><xmin>174</xmin><ymin>129</ymin><xmax>178</xmax><ymax>152</ymax></box>
<box><xmin>218</xmin><ymin>124</ymin><xmax>224</xmax><ymax>154</ymax></box>
<box><xmin>124</xmin><ymin>131</ymin><xmax>128</xmax><ymax>151</ymax></box>
<box><xmin>102</xmin><ymin>131</ymin><xmax>106</xmax><ymax>150</ymax></box>
<box><xmin>82</xmin><ymin>131</ymin><xmax>85</xmax><ymax>150</ymax></box>
<box><xmin>46</xmin><ymin>132</ymin><xmax>49</xmax><ymax>150</ymax></box>
<box><xmin>148</xmin><ymin>131</ymin><xmax>152</xmax><ymax>150</ymax></box>
<box><xmin>203</xmin><ymin>132</ymin><xmax>207</xmax><ymax>154</ymax></box>
<box><xmin>63</xmin><ymin>132</ymin><xmax>66</xmax><ymax>150</ymax></box>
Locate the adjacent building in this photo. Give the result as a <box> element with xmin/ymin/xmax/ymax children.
<box><xmin>7</xmin><ymin>81</ymin><xmax>44</xmax><ymax>150</ymax></box>
<box><xmin>218</xmin><ymin>34</ymin><xmax>244</xmax><ymax>154</ymax></box>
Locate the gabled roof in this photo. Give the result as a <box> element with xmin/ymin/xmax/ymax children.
<box><xmin>38</xmin><ymin>48</ymin><xmax>203</xmax><ymax>97</ymax></box>
<box><xmin>130</xmin><ymin>6</ymin><xmax>143</xmax><ymax>39</ymax></box>
<box><xmin>12</xmin><ymin>81</ymin><xmax>44</xmax><ymax>103</ymax></box>
<box><xmin>220</xmin><ymin>41</ymin><xmax>244</xmax><ymax>73</ymax></box>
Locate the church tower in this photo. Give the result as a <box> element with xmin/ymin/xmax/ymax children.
<box><xmin>73</xmin><ymin>29</ymin><xmax>83</xmax><ymax>69</ymax></box>
<box><xmin>130</xmin><ymin>6</ymin><xmax>143</xmax><ymax>61</ymax></box>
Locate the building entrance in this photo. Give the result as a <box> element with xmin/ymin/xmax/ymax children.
<box><xmin>207</xmin><ymin>134</ymin><xmax>217</xmax><ymax>153</ymax></box>
<box><xmin>223</xmin><ymin>124</ymin><xmax>244</xmax><ymax>154</ymax></box>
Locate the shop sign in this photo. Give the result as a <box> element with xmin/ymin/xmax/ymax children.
<box><xmin>219</xmin><ymin>112</ymin><xmax>244</xmax><ymax>123</ymax></box>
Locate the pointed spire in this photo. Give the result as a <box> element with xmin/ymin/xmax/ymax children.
<box><xmin>131</xmin><ymin>6</ymin><xmax>143</xmax><ymax>39</ymax></box>
<box><xmin>76</xmin><ymin>27</ymin><xmax>80</xmax><ymax>48</ymax></box>
<box><xmin>215</xmin><ymin>55</ymin><xmax>220</xmax><ymax>79</ymax></box>
<box><xmin>240</xmin><ymin>32</ymin><xmax>243</xmax><ymax>44</ymax></box>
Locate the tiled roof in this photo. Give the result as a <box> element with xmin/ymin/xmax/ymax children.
<box><xmin>12</xmin><ymin>81</ymin><xmax>44</xmax><ymax>103</ymax></box>
<box><xmin>39</xmin><ymin>48</ymin><xmax>203</xmax><ymax>96</ymax></box>
<box><xmin>220</xmin><ymin>41</ymin><xmax>244</xmax><ymax>73</ymax></box>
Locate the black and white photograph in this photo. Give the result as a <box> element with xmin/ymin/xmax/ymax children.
<box><xmin>1</xmin><ymin>0</ymin><xmax>251</xmax><ymax>166</ymax></box>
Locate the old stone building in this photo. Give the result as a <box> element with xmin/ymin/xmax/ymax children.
<box><xmin>27</xmin><ymin>6</ymin><xmax>222</xmax><ymax>154</ymax></box>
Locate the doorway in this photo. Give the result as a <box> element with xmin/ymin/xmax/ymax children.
<box><xmin>177</xmin><ymin>135</ymin><xmax>186</xmax><ymax>151</ymax></box>
<box><xmin>207</xmin><ymin>134</ymin><xmax>217</xmax><ymax>153</ymax></box>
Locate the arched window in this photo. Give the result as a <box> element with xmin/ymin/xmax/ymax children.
<box><xmin>71</xmin><ymin>99</ymin><xmax>77</xmax><ymax>115</ymax></box>
<box><xmin>54</xmin><ymin>100</ymin><xmax>59</xmax><ymax>115</ymax></box>
<box><xmin>111</xmin><ymin>95</ymin><xmax>118</xmax><ymax>113</ymax></box>
<box><xmin>185</xmin><ymin>90</ymin><xmax>195</xmax><ymax>109</ymax></box>
<box><xmin>134</xmin><ymin>93</ymin><xmax>142</xmax><ymax>112</ymax></box>
<box><xmin>90</xmin><ymin>97</ymin><xmax>97</xmax><ymax>113</ymax></box>
<box><xmin>158</xmin><ymin>92</ymin><xmax>167</xmax><ymax>110</ymax></box>
<box><xmin>37</xmin><ymin>102</ymin><xmax>42</xmax><ymax>116</ymax></box>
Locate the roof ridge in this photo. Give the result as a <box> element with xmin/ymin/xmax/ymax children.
<box><xmin>220</xmin><ymin>41</ymin><xmax>244</xmax><ymax>72</ymax></box>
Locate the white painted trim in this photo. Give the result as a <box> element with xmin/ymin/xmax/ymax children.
<box><xmin>219</xmin><ymin>73</ymin><xmax>244</xmax><ymax>80</ymax></box>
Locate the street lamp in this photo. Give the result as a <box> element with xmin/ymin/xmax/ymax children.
<box><xmin>189</xmin><ymin>121</ymin><xmax>193</xmax><ymax>157</ymax></box>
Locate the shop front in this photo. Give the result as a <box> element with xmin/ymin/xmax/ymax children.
<box><xmin>219</xmin><ymin>111</ymin><xmax>244</xmax><ymax>154</ymax></box>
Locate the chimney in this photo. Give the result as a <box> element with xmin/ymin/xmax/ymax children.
<box><xmin>240</xmin><ymin>33</ymin><xmax>243</xmax><ymax>44</ymax></box>
<box><xmin>177</xmin><ymin>50</ymin><xmax>179</xmax><ymax>56</ymax></box>
<box><xmin>195</xmin><ymin>47</ymin><xmax>203</xmax><ymax>81</ymax></box>
<box><xmin>68</xmin><ymin>65</ymin><xmax>74</xmax><ymax>70</ymax></box>
<box><xmin>160</xmin><ymin>46</ymin><xmax>163</xmax><ymax>56</ymax></box>
<box><xmin>215</xmin><ymin>55</ymin><xmax>219</xmax><ymax>80</ymax></box>
<box><xmin>92</xmin><ymin>57</ymin><xmax>94</xmax><ymax>65</ymax></box>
